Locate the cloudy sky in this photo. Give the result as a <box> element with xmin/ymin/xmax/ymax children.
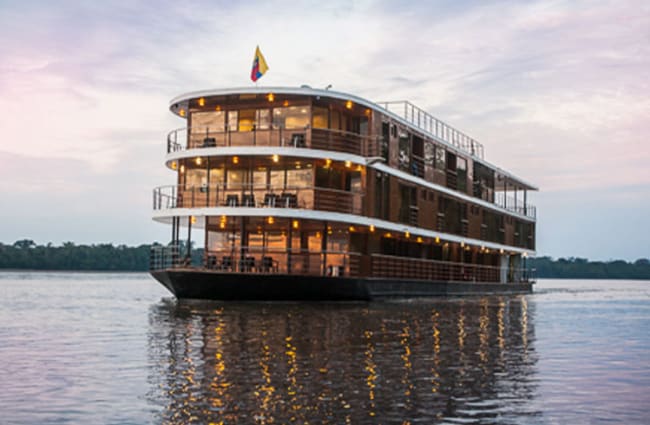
<box><xmin>0</xmin><ymin>0</ymin><xmax>648</xmax><ymax>260</ymax></box>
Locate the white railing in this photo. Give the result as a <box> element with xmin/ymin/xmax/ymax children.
<box><xmin>376</xmin><ymin>100</ymin><xmax>485</xmax><ymax>159</ymax></box>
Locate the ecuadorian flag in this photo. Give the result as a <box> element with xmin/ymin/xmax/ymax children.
<box><xmin>250</xmin><ymin>46</ymin><xmax>269</xmax><ymax>82</ymax></box>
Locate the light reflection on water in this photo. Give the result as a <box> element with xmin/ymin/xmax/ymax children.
<box><xmin>1</xmin><ymin>275</ymin><xmax>648</xmax><ymax>424</ymax></box>
<box><xmin>147</xmin><ymin>296</ymin><xmax>540</xmax><ymax>424</ymax></box>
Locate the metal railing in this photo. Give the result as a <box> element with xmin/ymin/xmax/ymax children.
<box><xmin>167</xmin><ymin>126</ymin><xmax>380</xmax><ymax>157</ymax></box>
<box><xmin>150</xmin><ymin>245</ymin><xmax>534</xmax><ymax>284</ymax></box>
<box><xmin>494</xmin><ymin>192</ymin><xmax>536</xmax><ymax>219</ymax></box>
<box><xmin>150</xmin><ymin>244</ymin><xmax>360</xmax><ymax>277</ymax></box>
<box><xmin>370</xmin><ymin>254</ymin><xmax>535</xmax><ymax>284</ymax></box>
<box><xmin>150</xmin><ymin>244</ymin><xmax>181</xmax><ymax>270</ymax></box>
<box><xmin>376</xmin><ymin>101</ymin><xmax>485</xmax><ymax>159</ymax></box>
<box><xmin>153</xmin><ymin>183</ymin><xmax>364</xmax><ymax>215</ymax></box>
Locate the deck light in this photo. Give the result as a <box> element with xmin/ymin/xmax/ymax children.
<box><xmin>195</xmin><ymin>157</ymin><xmax>202</xmax><ymax>165</ymax></box>
<box><xmin>500</xmin><ymin>248</ymin><xmax>504</xmax><ymax>254</ymax></box>
<box><xmin>435</xmin><ymin>236</ymin><xmax>440</xmax><ymax>244</ymax></box>
<box><xmin>416</xmin><ymin>236</ymin><xmax>423</xmax><ymax>243</ymax></box>
<box><xmin>325</xmin><ymin>158</ymin><xmax>332</xmax><ymax>168</ymax></box>
<box><xmin>272</xmin><ymin>154</ymin><xmax>279</xmax><ymax>163</ymax></box>
<box><xmin>267</xmin><ymin>216</ymin><xmax>274</xmax><ymax>224</ymax></box>
<box><xmin>215</xmin><ymin>105</ymin><xmax>221</xmax><ymax>111</ymax></box>
<box><xmin>198</xmin><ymin>97</ymin><xmax>205</xmax><ymax>106</ymax></box>
<box><xmin>283</xmin><ymin>100</ymin><xmax>289</xmax><ymax>107</ymax></box>
<box><xmin>345</xmin><ymin>161</ymin><xmax>352</xmax><ymax>168</ymax></box>
<box><xmin>171</xmin><ymin>161</ymin><xmax>177</xmax><ymax>170</ymax></box>
<box><xmin>485</xmin><ymin>248</ymin><xmax>490</xmax><ymax>253</ymax></box>
<box><xmin>220</xmin><ymin>221</ymin><xmax>226</xmax><ymax>229</ymax></box>
<box><xmin>191</xmin><ymin>216</ymin><xmax>197</xmax><ymax>224</ymax></box>
<box><xmin>461</xmin><ymin>241</ymin><xmax>465</xmax><ymax>248</ymax></box>
<box><xmin>232</xmin><ymin>156</ymin><xmax>239</xmax><ymax>164</ymax></box>
<box><xmin>349</xmin><ymin>226</ymin><xmax>355</xmax><ymax>232</ymax></box>
<box><xmin>179</xmin><ymin>109</ymin><xmax>186</xmax><ymax>117</ymax></box>
<box><xmin>180</xmin><ymin>164</ymin><xmax>185</xmax><ymax>173</ymax></box>
<box><xmin>385</xmin><ymin>232</ymin><xmax>392</xmax><ymax>238</ymax></box>
<box><xmin>405</xmin><ymin>231</ymin><xmax>410</xmax><ymax>239</ymax></box>
<box><xmin>345</xmin><ymin>100</ymin><xmax>353</xmax><ymax>109</ymax></box>
<box><xmin>267</xmin><ymin>93</ymin><xmax>274</xmax><ymax>102</ymax></box>
<box><xmin>369</xmin><ymin>224</ymin><xmax>375</xmax><ymax>232</ymax></box>
<box><xmin>292</xmin><ymin>220</ymin><xmax>299</xmax><ymax>229</ymax></box>
<box><xmin>523</xmin><ymin>252</ymin><xmax>528</xmax><ymax>257</ymax></box>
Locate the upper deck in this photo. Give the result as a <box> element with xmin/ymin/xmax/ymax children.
<box><xmin>168</xmin><ymin>86</ymin><xmax>537</xmax><ymax>192</ymax></box>
<box><xmin>163</xmin><ymin>86</ymin><xmax>536</xmax><ymax>222</ymax></box>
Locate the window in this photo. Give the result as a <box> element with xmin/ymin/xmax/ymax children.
<box><xmin>273</xmin><ymin>106</ymin><xmax>310</xmax><ymax>129</ymax></box>
<box><xmin>227</xmin><ymin>110</ymin><xmax>238</xmax><ymax>131</ymax></box>
<box><xmin>191</xmin><ymin>111</ymin><xmax>225</xmax><ymax>133</ymax></box>
<box><xmin>238</xmin><ymin>109</ymin><xmax>256</xmax><ymax>131</ymax></box>
<box><xmin>312</xmin><ymin>107</ymin><xmax>328</xmax><ymax>129</ymax></box>
<box><xmin>434</xmin><ymin>145</ymin><xmax>446</xmax><ymax>170</ymax></box>
<box><xmin>256</xmin><ymin>109</ymin><xmax>271</xmax><ymax>130</ymax></box>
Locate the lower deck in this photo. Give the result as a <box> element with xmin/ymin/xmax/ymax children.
<box><xmin>151</xmin><ymin>269</ymin><xmax>533</xmax><ymax>301</ymax></box>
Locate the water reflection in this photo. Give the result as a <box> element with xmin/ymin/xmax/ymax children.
<box><xmin>148</xmin><ymin>297</ymin><xmax>540</xmax><ymax>424</ymax></box>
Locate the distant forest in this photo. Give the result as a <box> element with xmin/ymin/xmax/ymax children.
<box><xmin>1</xmin><ymin>240</ymin><xmax>649</xmax><ymax>279</ymax></box>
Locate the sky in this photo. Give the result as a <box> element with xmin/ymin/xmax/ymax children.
<box><xmin>0</xmin><ymin>0</ymin><xmax>648</xmax><ymax>260</ymax></box>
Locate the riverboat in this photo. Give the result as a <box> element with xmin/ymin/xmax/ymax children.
<box><xmin>150</xmin><ymin>86</ymin><xmax>537</xmax><ymax>299</ymax></box>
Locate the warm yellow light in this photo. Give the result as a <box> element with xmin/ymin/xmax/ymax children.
<box><xmin>198</xmin><ymin>97</ymin><xmax>205</xmax><ymax>106</ymax></box>
<box><xmin>365</xmin><ymin>108</ymin><xmax>371</xmax><ymax>116</ymax></box>
<box><xmin>349</xmin><ymin>226</ymin><xmax>355</xmax><ymax>232</ymax></box>
<box><xmin>180</xmin><ymin>164</ymin><xmax>185</xmax><ymax>173</ymax></box>
<box><xmin>435</xmin><ymin>236</ymin><xmax>440</xmax><ymax>244</ymax></box>
<box><xmin>267</xmin><ymin>216</ymin><xmax>274</xmax><ymax>224</ymax></box>
<box><xmin>325</xmin><ymin>158</ymin><xmax>332</xmax><ymax>168</ymax></box>
<box><xmin>283</xmin><ymin>100</ymin><xmax>289</xmax><ymax>107</ymax></box>
<box><xmin>191</xmin><ymin>216</ymin><xmax>197</xmax><ymax>224</ymax></box>
<box><xmin>345</xmin><ymin>100</ymin><xmax>353</xmax><ymax>109</ymax></box>
<box><xmin>195</xmin><ymin>157</ymin><xmax>202</xmax><ymax>165</ymax></box>
<box><xmin>416</xmin><ymin>236</ymin><xmax>423</xmax><ymax>243</ymax></box>
<box><xmin>500</xmin><ymin>248</ymin><xmax>504</xmax><ymax>254</ymax></box>
<box><xmin>272</xmin><ymin>154</ymin><xmax>279</xmax><ymax>163</ymax></box>
<box><xmin>385</xmin><ymin>232</ymin><xmax>392</xmax><ymax>238</ymax></box>
<box><xmin>316</xmin><ymin>231</ymin><xmax>321</xmax><ymax>238</ymax></box>
<box><xmin>215</xmin><ymin>105</ymin><xmax>221</xmax><ymax>111</ymax></box>
<box><xmin>345</xmin><ymin>161</ymin><xmax>352</xmax><ymax>168</ymax></box>
<box><xmin>461</xmin><ymin>241</ymin><xmax>465</xmax><ymax>248</ymax></box>
<box><xmin>405</xmin><ymin>231</ymin><xmax>410</xmax><ymax>239</ymax></box>
<box><xmin>179</xmin><ymin>109</ymin><xmax>186</xmax><ymax>117</ymax></box>
<box><xmin>485</xmin><ymin>248</ymin><xmax>490</xmax><ymax>253</ymax></box>
<box><xmin>171</xmin><ymin>161</ymin><xmax>177</xmax><ymax>170</ymax></box>
<box><xmin>232</xmin><ymin>156</ymin><xmax>239</xmax><ymax>164</ymax></box>
<box><xmin>369</xmin><ymin>224</ymin><xmax>375</xmax><ymax>232</ymax></box>
<box><xmin>219</xmin><ymin>222</ymin><xmax>226</xmax><ymax>229</ymax></box>
<box><xmin>292</xmin><ymin>220</ymin><xmax>299</xmax><ymax>229</ymax></box>
<box><xmin>267</xmin><ymin>93</ymin><xmax>274</xmax><ymax>102</ymax></box>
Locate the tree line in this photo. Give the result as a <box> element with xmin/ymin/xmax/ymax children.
<box><xmin>1</xmin><ymin>240</ymin><xmax>649</xmax><ymax>279</ymax></box>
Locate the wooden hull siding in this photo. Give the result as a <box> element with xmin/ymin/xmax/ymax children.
<box><xmin>153</xmin><ymin>87</ymin><xmax>537</xmax><ymax>300</ymax></box>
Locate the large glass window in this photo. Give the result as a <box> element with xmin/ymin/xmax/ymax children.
<box><xmin>227</xmin><ymin>110</ymin><xmax>238</xmax><ymax>131</ymax></box>
<box><xmin>312</xmin><ymin>107</ymin><xmax>328</xmax><ymax>129</ymax></box>
<box><xmin>238</xmin><ymin>109</ymin><xmax>256</xmax><ymax>131</ymax></box>
<box><xmin>256</xmin><ymin>109</ymin><xmax>271</xmax><ymax>130</ymax></box>
<box><xmin>185</xmin><ymin>168</ymin><xmax>206</xmax><ymax>189</ymax></box>
<box><xmin>287</xmin><ymin>168</ymin><xmax>312</xmax><ymax>188</ymax></box>
<box><xmin>191</xmin><ymin>111</ymin><xmax>225</xmax><ymax>133</ymax></box>
<box><xmin>273</xmin><ymin>106</ymin><xmax>310</xmax><ymax>129</ymax></box>
<box><xmin>226</xmin><ymin>169</ymin><xmax>245</xmax><ymax>189</ymax></box>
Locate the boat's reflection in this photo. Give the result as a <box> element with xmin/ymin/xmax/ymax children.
<box><xmin>147</xmin><ymin>296</ymin><xmax>539</xmax><ymax>424</ymax></box>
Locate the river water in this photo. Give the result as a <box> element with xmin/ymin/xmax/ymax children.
<box><xmin>0</xmin><ymin>273</ymin><xmax>648</xmax><ymax>424</ymax></box>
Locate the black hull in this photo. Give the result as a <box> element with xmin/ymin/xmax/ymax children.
<box><xmin>151</xmin><ymin>269</ymin><xmax>533</xmax><ymax>301</ymax></box>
